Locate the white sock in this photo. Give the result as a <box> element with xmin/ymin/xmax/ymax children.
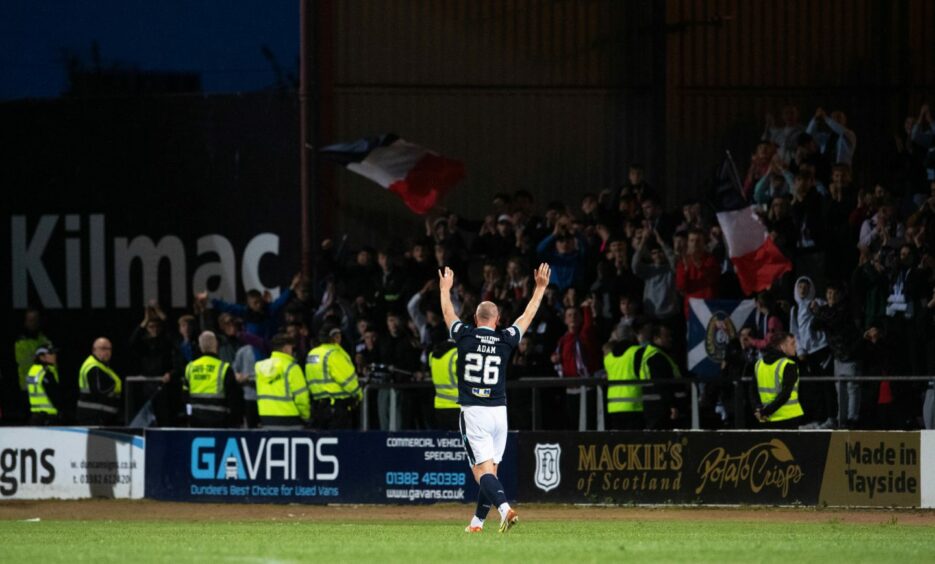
<box><xmin>498</xmin><ymin>502</ymin><xmax>511</xmax><ymax>519</ymax></box>
<box><xmin>470</xmin><ymin>516</ymin><xmax>484</xmax><ymax>527</ymax></box>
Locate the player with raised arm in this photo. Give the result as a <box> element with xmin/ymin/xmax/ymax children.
<box><xmin>439</xmin><ymin>262</ymin><xmax>551</xmax><ymax>534</ymax></box>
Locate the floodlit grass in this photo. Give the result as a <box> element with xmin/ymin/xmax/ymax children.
<box><xmin>1</xmin><ymin>518</ymin><xmax>934</xmax><ymax>563</ymax></box>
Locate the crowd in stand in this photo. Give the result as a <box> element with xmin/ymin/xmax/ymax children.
<box><xmin>9</xmin><ymin>103</ymin><xmax>935</xmax><ymax>430</ymax></box>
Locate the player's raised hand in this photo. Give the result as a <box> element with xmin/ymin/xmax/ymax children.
<box><xmin>438</xmin><ymin>266</ymin><xmax>455</xmax><ymax>292</ymax></box>
<box><xmin>534</xmin><ymin>263</ymin><xmax>551</xmax><ymax>289</ymax></box>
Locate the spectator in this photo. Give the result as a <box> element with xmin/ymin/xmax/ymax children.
<box><xmin>790</xmin><ymin>172</ymin><xmax>827</xmax><ymax>284</ymax></box>
<box><xmin>813</xmin><ymin>282</ymin><xmax>863</xmax><ymax>428</ymax></box>
<box><xmin>610</xmin><ymin>294</ymin><xmax>641</xmax><ymax>343</ymax></box>
<box><xmin>806</xmin><ymin>108</ymin><xmax>857</xmax><ymax>166</ymax></box>
<box><xmin>677</xmin><ymin>200</ymin><xmax>709</xmax><ymax>233</ymax></box>
<box><xmin>858</xmin><ymin>322</ymin><xmax>895</xmax><ymax>428</ymax></box>
<box><xmin>719</xmin><ymin>325</ymin><xmax>758</xmax><ymax>427</ymax></box>
<box><xmin>744</xmin><ymin>142</ymin><xmax>776</xmax><ymax>198</ymax></box>
<box><xmin>128</xmin><ymin>302</ymin><xmax>182</xmax><ymax>426</ymax></box>
<box><xmin>177</xmin><ymin>314</ymin><xmax>199</xmax><ymax>364</ymax></box>
<box><xmin>375</xmin><ymin>249</ymin><xmax>409</xmax><ymax>317</ymax></box>
<box><xmin>640</xmin><ymin>323</ymin><xmax>683</xmax><ymax>430</ymax></box>
<box><xmin>508</xmin><ymin>333</ymin><xmax>545</xmax><ymax>430</ymax></box>
<box><xmin>536</xmin><ymin>216</ymin><xmax>587</xmax><ymax>291</ymax></box>
<box><xmin>631</xmin><ymin>228</ymin><xmax>679</xmax><ymax>322</ymax></box>
<box><xmin>481</xmin><ymin>215</ymin><xmax>519</xmax><ymax>262</ymax></box>
<box><xmin>749</xmin><ymin>291</ymin><xmax>784</xmax><ymax>352</ymax></box>
<box><xmin>551</xmin><ymin>299</ymin><xmax>601</xmax><ymax>429</ymax></box>
<box><xmin>617</xmin><ymin>163</ymin><xmax>656</xmax><ymax>204</ymax></box>
<box><xmin>640</xmin><ymin>197</ymin><xmax>676</xmax><ymax>243</ymax></box>
<box><xmin>215</xmin><ymin>313</ymin><xmax>266</xmax><ymax>365</ymax></box>
<box><xmin>354</xmin><ymin>324</ymin><xmax>381</xmax><ymax>389</ymax></box>
<box><xmin>233</xmin><ymin>339</ymin><xmax>264</xmax><ymax>428</ymax></box>
<box><xmin>884</xmin><ymin>244</ymin><xmax>927</xmax><ymax>378</ymax></box>
<box><xmin>200</xmin><ymin>273</ymin><xmax>300</xmax><ymax>341</ymax></box>
<box><xmin>598</xmin><ymin>238</ymin><xmax>643</xmax><ymax>316</ymax></box>
<box><xmin>15</xmin><ymin>308</ymin><xmax>49</xmax><ymax>395</ymax></box>
<box><xmin>762</xmin><ymin>105</ymin><xmax>805</xmax><ymax>164</ymax></box>
<box><xmin>754</xmin><ymin>153</ymin><xmax>794</xmax><ymax>206</ymax></box>
<box><xmin>789</xmin><ymin>276</ymin><xmax>835</xmax><ymax>429</ymax></box>
<box><xmin>479</xmin><ymin>262</ymin><xmax>505</xmax><ymax>302</ymax></box>
<box><xmin>284</xmin><ymin>321</ymin><xmax>311</xmax><ymax>362</ymax></box>
<box><xmin>791</xmin><ymin>133</ymin><xmax>831</xmax><ymax>185</ymax></box>
<box><xmin>762</xmin><ymin>196</ymin><xmax>797</xmax><ymax>258</ymax></box>
<box><xmin>344</xmin><ymin>247</ymin><xmax>380</xmax><ymax>304</ymax></box>
<box><xmin>501</xmin><ymin>257</ymin><xmax>531</xmax><ymax>305</ymax></box>
<box><xmin>824</xmin><ymin>166</ymin><xmax>858</xmax><ymax>277</ymax></box>
<box><xmin>377</xmin><ymin>311</ymin><xmax>422</xmax><ymax>430</ymax></box>
<box><xmin>676</xmin><ymin>229</ymin><xmax>720</xmax><ymax>315</ymax></box>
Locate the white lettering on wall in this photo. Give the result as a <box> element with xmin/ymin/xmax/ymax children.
<box><xmin>12</xmin><ymin>215</ymin><xmax>62</xmax><ymax>309</ymax></box>
<box><xmin>10</xmin><ymin>214</ymin><xmax>282</xmax><ymax>309</ymax></box>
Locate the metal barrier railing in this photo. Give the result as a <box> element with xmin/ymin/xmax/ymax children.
<box><xmin>360</xmin><ymin>376</ymin><xmax>696</xmax><ymax>432</ymax></box>
<box><xmin>122</xmin><ymin>371</ymin><xmax>934</xmax><ymax>430</ymax></box>
<box><xmin>124</xmin><ymin>375</ymin><xmax>165</xmax><ymax>425</ymax></box>
<box><xmin>360</xmin><ymin>374</ymin><xmax>934</xmax><ymax>432</ymax></box>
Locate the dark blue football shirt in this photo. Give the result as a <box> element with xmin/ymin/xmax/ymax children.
<box><xmin>450</xmin><ymin>320</ymin><xmax>521</xmax><ymax>407</ymax></box>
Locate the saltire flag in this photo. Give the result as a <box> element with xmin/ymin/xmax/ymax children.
<box><xmin>686</xmin><ymin>298</ymin><xmax>755</xmax><ymax>377</ymax></box>
<box><xmin>319</xmin><ymin>134</ymin><xmax>465</xmax><ymax>215</ymax></box>
<box><xmin>716</xmin><ymin>205</ymin><xmax>793</xmax><ymax>295</ymax></box>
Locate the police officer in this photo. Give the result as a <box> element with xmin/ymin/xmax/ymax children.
<box><xmin>26</xmin><ymin>343</ymin><xmax>63</xmax><ymax>425</ymax></box>
<box><xmin>306</xmin><ymin>324</ymin><xmax>361</xmax><ymax>430</ymax></box>
<box><xmin>429</xmin><ymin>339</ymin><xmax>460</xmax><ymax>430</ymax></box>
<box><xmin>77</xmin><ymin>337</ymin><xmax>122</xmax><ymax>425</ymax></box>
<box><xmin>751</xmin><ymin>331</ymin><xmax>805</xmax><ymax>429</ymax></box>
<box><xmin>603</xmin><ymin>338</ymin><xmax>645</xmax><ymax>430</ymax></box>
<box><xmin>183</xmin><ymin>331</ymin><xmax>244</xmax><ymax>428</ymax></box>
<box><xmin>639</xmin><ymin>324</ymin><xmax>682</xmax><ymax>430</ymax></box>
<box><xmin>255</xmin><ymin>333</ymin><xmax>310</xmax><ymax>429</ymax></box>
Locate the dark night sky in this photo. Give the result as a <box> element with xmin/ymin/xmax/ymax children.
<box><xmin>0</xmin><ymin>1</ymin><xmax>298</xmax><ymax>100</ymax></box>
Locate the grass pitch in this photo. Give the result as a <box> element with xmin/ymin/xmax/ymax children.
<box><xmin>2</xmin><ymin>516</ymin><xmax>934</xmax><ymax>563</ymax></box>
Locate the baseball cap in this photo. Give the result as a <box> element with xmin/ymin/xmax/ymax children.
<box><xmin>497</xmin><ymin>214</ymin><xmax>513</xmax><ymax>224</ymax></box>
<box><xmin>34</xmin><ymin>343</ymin><xmax>58</xmax><ymax>357</ymax></box>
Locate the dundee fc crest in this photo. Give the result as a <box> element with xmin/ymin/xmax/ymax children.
<box><xmin>534</xmin><ymin>443</ymin><xmax>561</xmax><ymax>492</ymax></box>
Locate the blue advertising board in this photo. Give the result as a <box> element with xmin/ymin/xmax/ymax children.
<box><xmin>144</xmin><ymin>430</ymin><xmax>517</xmax><ymax>504</ymax></box>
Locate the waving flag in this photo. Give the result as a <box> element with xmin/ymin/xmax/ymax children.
<box><xmin>716</xmin><ymin>205</ymin><xmax>792</xmax><ymax>295</ymax></box>
<box><xmin>687</xmin><ymin>298</ymin><xmax>756</xmax><ymax>377</ymax></box>
<box><xmin>319</xmin><ymin>134</ymin><xmax>465</xmax><ymax>215</ymax></box>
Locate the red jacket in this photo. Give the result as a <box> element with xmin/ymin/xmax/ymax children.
<box><xmin>555</xmin><ymin>307</ymin><xmax>601</xmax><ymax>378</ymax></box>
<box><xmin>676</xmin><ymin>253</ymin><xmax>719</xmax><ymax>315</ymax></box>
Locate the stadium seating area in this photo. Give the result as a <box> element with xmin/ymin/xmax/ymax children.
<box><xmin>11</xmin><ymin>104</ymin><xmax>935</xmax><ymax>431</ymax></box>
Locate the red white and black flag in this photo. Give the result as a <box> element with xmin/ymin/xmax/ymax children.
<box><xmin>319</xmin><ymin>134</ymin><xmax>465</xmax><ymax>215</ymax></box>
<box><xmin>716</xmin><ymin>206</ymin><xmax>792</xmax><ymax>295</ymax></box>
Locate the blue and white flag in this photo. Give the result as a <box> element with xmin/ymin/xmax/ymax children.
<box><xmin>686</xmin><ymin>298</ymin><xmax>755</xmax><ymax>377</ymax></box>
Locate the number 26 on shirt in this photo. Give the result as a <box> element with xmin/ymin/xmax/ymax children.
<box><xmin>463</xmin><ymin>353</ymin><xmax>500</xmax><ymax>385</ymax></box>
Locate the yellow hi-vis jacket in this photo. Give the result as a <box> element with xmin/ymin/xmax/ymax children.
<box><xmin>755</xmin><ymin>357</ymin><xmax>804</xmax><ymax>422</ymax></box>
<box><xmin>306</xmin><ymin>343</ymin><xmax>361</xmax><ymax>402</ymax></box>
<box><xmin>78</xmin><ymin>355</ymin><xmax>122</xmax><ymax>415</ymax></box>
<box><xmin>184</xmin><ymin>354</ymin><xmax>231</xmax><ymax>415</ymax></box>
<box><xmin>604</xmin><ymin>345</ymin><xmax>643</xmax><ymax>413</ymax></box>
<box><xmin>27</xmin><ymin>363</ymin><xmax>58</xmax><ymax>415</ymax></box>
<box><xmin>255</xmin><ymin>351</ymin><xmax>310</xmax><ymax>422</ymax></box>
<box><xmin>430</xmin><ymin>348</ymin><xmax>459</xmax><ymax>409</ymax></box>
